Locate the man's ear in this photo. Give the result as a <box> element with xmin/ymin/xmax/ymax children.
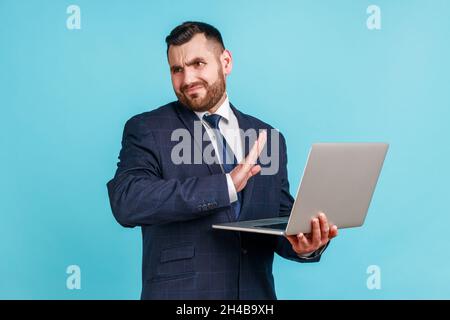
<box><xmin>221</xmin><ymin>49</ymin><xmax>233</xmax><ymax>76</ymax></box>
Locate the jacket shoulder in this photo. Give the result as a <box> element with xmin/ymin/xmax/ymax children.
<box><xmin>236</xmin><ymin>107</ymin><xmax>281</xmax><ymax>132</ymax></box>
<box><xmin>234</xmin><ymin>106</ymin><xmax>287</xmax><ymax>144</ymax></box>
<box><xmin>245</xmin><ymin>113</ymin><xmax>275</xmax><ymax>130</ymax></box>
<box><xmin>123</xmin><ymin>101</ymin><xmax>179</xmax><ymax>135</ymax></box>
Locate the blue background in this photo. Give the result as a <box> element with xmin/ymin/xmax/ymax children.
<box><xmin>1</xmin><ymin>0</ymin><xmax>449</xmax><ymax>299</ymax></box>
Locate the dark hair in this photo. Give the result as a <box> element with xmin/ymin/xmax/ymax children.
<box><xmin>165</xmin><ymin>21</ymin><xmax>225</xmax><ymax>56</ymax></box>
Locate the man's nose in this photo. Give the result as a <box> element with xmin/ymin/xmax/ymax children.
<box><xmin>181</xmin><ymin>68</ymin><xmax>197</xmax><ymax>88</ymax></box>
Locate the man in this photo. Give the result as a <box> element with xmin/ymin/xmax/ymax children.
<box><xmin>107</xmin><ymin>21</ymin><xmax>338</xmax><ymax>300</ymax></box>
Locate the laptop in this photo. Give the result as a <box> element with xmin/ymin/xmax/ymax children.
<box><xmin>212</xmin><ymin>143</ymin><xmax>389</xmax><ymax>236</ymax></box>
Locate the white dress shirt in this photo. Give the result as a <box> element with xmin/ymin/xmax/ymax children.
<box><xmin>194</xmin><ymin>94</ymin><xmax>241</xmax><ymax>204</ymax></box>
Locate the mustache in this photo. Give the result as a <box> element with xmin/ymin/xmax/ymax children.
<box><xmin>182</xmin><ymin>82</ymin><xmax>207</xmax><ymax>93</ymax></box>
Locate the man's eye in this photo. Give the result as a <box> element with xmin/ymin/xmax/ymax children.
<box><xmin>196</xmin><ymin>62</ymin><xmax>205</xmax><ymax>66</ymax></box>
<box><xmin>173</xmin><ymin>68</ymin><xmax>182</xmax><ymax>73</ymax></box>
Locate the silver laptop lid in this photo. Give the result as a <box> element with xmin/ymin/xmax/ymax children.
<box><xmin>285</xmin><ymin>143</ymin><xmax>389</xmax><ymax>235</ymax></box>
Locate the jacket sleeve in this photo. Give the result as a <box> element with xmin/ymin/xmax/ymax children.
<box><xmin>107</xmin><ymin>117</ymin><xmax>231</xmax><ymax>228</ymax></box>
<box><xmin>274</xmin><ymin>133</ymin><xmax>329</xmax><ymax>263</ymax></box>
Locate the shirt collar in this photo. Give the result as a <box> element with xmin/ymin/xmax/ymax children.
<box><xmin>194</xmin><ymin>94</ymin><xmax>231</xmax><ymax>123</ymax></box>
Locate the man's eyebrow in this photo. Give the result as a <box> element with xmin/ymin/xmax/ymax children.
<box><xmin>171</xmin><ymin>57</ymin><xmax>207</xmax><ymax>71</ymax></box>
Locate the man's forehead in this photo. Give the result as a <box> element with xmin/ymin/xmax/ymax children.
<box><xmin>168</xmin><ymin>34</ymin><xmax>218</xmax><ymax>65</ymax></box>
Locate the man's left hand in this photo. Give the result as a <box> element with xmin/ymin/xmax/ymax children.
<box><xmin>285</xmin><ymin>212</ymin><xmax>338</xmax><ymax>255</ymax></box>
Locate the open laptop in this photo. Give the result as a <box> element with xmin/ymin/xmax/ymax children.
<box><xmin>212</xmin><ymin>143</ymin><xmax>389</xmax><ymax>236</ymax></box>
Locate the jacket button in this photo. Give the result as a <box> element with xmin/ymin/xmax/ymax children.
<box><xmin>241</xmin><ymin>249</ymin><xmax>248</xmax><ymax>254</ymax></box>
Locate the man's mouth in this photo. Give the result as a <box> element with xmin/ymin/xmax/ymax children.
<box><xmin>185</xmin><ymin>85</ymin><xmax>204</xmax><ymax>93</ymax></box>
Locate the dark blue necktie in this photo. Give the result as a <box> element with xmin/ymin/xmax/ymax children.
<box><xmin>203</xmin><ymin>113</ymin><xmax>242</xmax><ymax>219</ymax></box>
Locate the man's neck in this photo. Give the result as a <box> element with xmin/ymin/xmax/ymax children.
<box><xmin>207</xmin><ymin>93</ymin><xmax>227</xmax><ymax>114</ymax></box>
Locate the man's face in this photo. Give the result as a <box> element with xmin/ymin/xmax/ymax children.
<box><xmin>168</xmin><ymin>33</ymin><xmax>231</xmax><ymax>112</ymax></box>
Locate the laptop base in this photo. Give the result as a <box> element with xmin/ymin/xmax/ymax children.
<box><xmin>212</xmin><ymin>217</ymin><xmax>289</xmax><ymax>236</ymax></box>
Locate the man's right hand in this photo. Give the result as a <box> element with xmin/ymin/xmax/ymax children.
<box><xmin>230</xmin><ymin>130</ymin><xmax>267</xmax><ymax>192</ymax></box>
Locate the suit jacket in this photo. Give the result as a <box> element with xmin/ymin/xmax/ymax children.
<box><xmin>107</xmin><ymin>100</ymin><xmax>326</xmax><ymax>300</ymax></box>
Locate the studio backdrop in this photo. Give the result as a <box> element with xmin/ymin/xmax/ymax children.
<box><xmin>1</xmin><ymin>0</ymin><xmax>449</xmax><ymax>299</ymax></box>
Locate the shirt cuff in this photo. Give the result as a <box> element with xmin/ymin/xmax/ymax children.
<box><xmin>297</xmin><ymin>244</ymin><xmax>328</xmax><ymax>259</ymax></box>
<box><xmin>226</xmin><ymin>173</ymin><xmax>238</xmax><ymax>203</ymax></box>
<box><xmin>298</xmin><ymin>251</ymin><xmax>315</xmax><ymax>258</ymax></box>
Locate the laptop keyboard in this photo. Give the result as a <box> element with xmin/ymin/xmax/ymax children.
<box><xmin>257</xmin><ymin>222</ymin><xmax>288</xmax><ymax>230</ymax></box>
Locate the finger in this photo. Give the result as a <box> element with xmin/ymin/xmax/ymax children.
<box><xmin>243</xmin><ymin>141</ymin><xmax>259</xmax><ymax>169</ymax></box>
<box><xmin>250</xmin><ymin>130</ymin><xmax>267</xmax><ymax>164</ymax></box>
<box><xmin>297</xmin><ymin>233</ymin><xmax>310</xmax><ymax>248</ymax></box>
<box><xmin>232</xmin><ymin>164</ymin><xmax>261</xmax><ymax>193</ymax></box>
<box><xmin>329</xmin><ymin>225</ymin><xmax>338</xmax><ymax>238</ymax></box>
<box><xmin>244</xmin><ymin>166</ymin><xmax>261</xmax><ymax>187</ymax></box>
<box><xmin>303</xmin><ymin>232</ymin><xmax>312</xmax><ymax>241</ymax></box>
<box><xmin>311</xmin><ymin>218</ymin><xmax>322</xmax><ymax>247</ymax></box>
<box><xmin>243</xmin><ymin>130</ymin><xmax>267</xmax><ymax>168</ymax></box>
<box><xmin>249</xmin><ymin>164</ymin><xmax>261</xmax><ymax>177</ymax></box>
<box><xmin>285</xmin><ymin>235</ymin><xmax>297</xmax><ymax>247</ymax></box>
<box><xmin>256</xmin><ymin>130</ymin><xmax>267</xmax><ymax>158</ymax></box>
<box><xmin>318</xmin><ymin>212</ymin><xmax>330</xmax><ymax>243</ymax></box>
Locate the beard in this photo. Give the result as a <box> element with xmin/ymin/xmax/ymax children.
<box><xmin>176</xmin><ymin>69</ymin><xmax>226</xmax><ymax>113</ymax></box>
